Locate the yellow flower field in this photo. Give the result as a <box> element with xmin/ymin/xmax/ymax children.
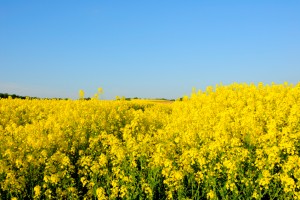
<box><xmin>1</xmin><ymin>82</ymin><xmax>300</xmax><ymax>199</ymax></box>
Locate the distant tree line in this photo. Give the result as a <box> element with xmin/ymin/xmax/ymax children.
<box><xmin>0</xmin><ymin>93</ymin><xmax>29</xmax><ymax>99</ymax></box>
<box><xmin>0</xmin><ymin>93</ymin><xmax>69</xmax><ymax>100</ymax></box>
<box><xmin>0</xmin><ymin>92</ymin><xmax>179</xmax><ymax>101</ymax></box>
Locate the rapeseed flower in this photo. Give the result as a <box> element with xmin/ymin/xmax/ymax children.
<box><xmin>0</xmin><ymin>83</ymin><xmax>300</xmax><ymax>199</ymax></box>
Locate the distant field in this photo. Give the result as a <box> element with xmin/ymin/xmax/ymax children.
<box><xmin>1</xmin><ymin>83</ymin><xmax>300</xmax><ymax>199</ymax></box>
<box><xmin>131</xmin><ymin>99</ymin><xmax>174</xmax><ymax>104</ymax></box>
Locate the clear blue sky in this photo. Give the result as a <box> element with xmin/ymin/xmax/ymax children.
<box><xmin>1</xmin><ymin>1</ymin><xmax>299</xmax><ymax>99</ymax></box>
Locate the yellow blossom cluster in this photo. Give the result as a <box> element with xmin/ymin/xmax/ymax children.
<box><xmin>1</xmin><ymin>82</ymin><xmax>300</xmax><ymax>199</ymax></box>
